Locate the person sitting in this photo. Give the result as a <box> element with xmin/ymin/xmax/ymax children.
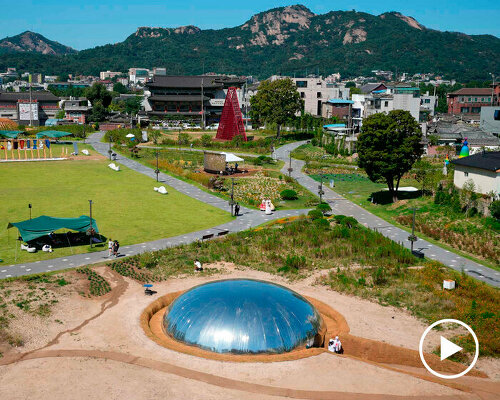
<box><xmin>328</xmin><ymin>338</ymin><xmax>335</xmax><ymax>352</ymax></box>
<box><xmin>332</xmin><ymin>336</ymin><xmax>342</xmax><ymax>354</ymax></box>
<box><xmin>194</xmin><ymin>259</ymin><xmax>203</xmax><ymax>271</ymax></box>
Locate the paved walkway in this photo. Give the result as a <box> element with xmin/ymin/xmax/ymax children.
<box><xmin>0</xmin><ymin>132</ymin><xmax>307</xmax><ymax>279</ymax></box>
<box><xmin>275</xmin><ymin>141</ymin><xmax>500</xmax><ymax>287</ymax></box>
<box><xmin>2</xmin><ymin>134</ymin><xmax>498</xmax><ymax>287</ymax></box>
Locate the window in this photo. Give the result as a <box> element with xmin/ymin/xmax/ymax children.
<box><xmin>384</xmin><ymin>101</ymin><xmax>389</xmax><ymax>107</ymax></box>
<box><xmin>471</xmin><ymin>107</ymin><xmax>481</xmax><ymax>113</ymax></box>
<box><xmin>317</xmin><ymin>92</ymin><xmax>322</xmax><ymax>98</ymax></box>
<box><xmin>460</xmin><ymin>97</ymin><xmax>465</xmax><ymax>103</ymax></box>
<box><xmin>494</xmin><ymin>110</ymin><xmax>500</xmax><ymax>120</ymax></box>
<box><xmin>425</xmin><ymin>99</ymin><xmax>430</xmax><ymax>103</ymax></box>
<box><xmin>464</xmin><ymin>171</ymin><xmax>469</xmax><ymax>177</ymax></box>
<box><xmin>468</xmin><ymin>97</ymin><xmax>472</xmax><ymax>102</ymax></box>
<box><xmin>474</xmin><ymin>97</ymin><xmax>478</xmax><ymax>102</ymax></box>
<box><xmin>300</xmin><ymin>92</ymin><xmax>305</xmax><ymax>99</ymax></box>
<box><xmin>296</xmin><ymin>81</ymin><xmax>308</xmax><ymax>88</ymax></box>
<box><xmin>460</xmin><ymin>107</ymin><xmax>470</xmax><ymax>113</ymax></box>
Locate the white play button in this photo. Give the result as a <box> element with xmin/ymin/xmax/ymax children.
<box><xmin>440</xmin><ymin>336</ymin><xmax>462</xmax><ymax>361</ymax></box>
<box><xmin>419</xmin><ymin>319</ymin><xmax>479</xmax><ymax>379</ymax></box>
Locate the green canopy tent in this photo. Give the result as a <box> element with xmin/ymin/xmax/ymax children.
<box><xmin>7</xmin><ymin>215</ymin><xmax>99</xmax><ymax>242</ymax></box>
<box><xmin>0</xmin><ymin>130</ymin><xmax>24</xmax><ymax>139</ymax></box>
<box><xmin>35</xmin><ymin>131</ymin><xmax>73</xmax><ymax>139</ymax></box>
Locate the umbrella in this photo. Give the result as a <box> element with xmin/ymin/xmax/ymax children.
<box><xmin>221</xmin><ymin>152</ymin><xmax>243</xmax><ymax>162</ymax></box>
<box><xmin>143</xmin><ymin>284</ymin><xmax>153</xmax><ymax>288</ymax></box>
<box><xmin>126</xmin><ymin>133</ymin><xmax>135</xmax><ymax>138</ymax></box>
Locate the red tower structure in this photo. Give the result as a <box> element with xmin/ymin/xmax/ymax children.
<box><xmin>216</xmin><ymin>87</ymin><xmax>247</xmax><ymax>141</ymax></box>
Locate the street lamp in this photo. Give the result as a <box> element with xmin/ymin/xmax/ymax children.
<box><xmin>408</xmin><ymin>207</ymin><xmax>418</xmax><ymax>253</ymax></box>
<box><xmin>28</xmin><ymin>203</ymin><xmax>32</xmax><ymax>220</ymax></box>
<box><xmin>155</xmin><ymin>150</ymin><xmax>160</xmax><ymax>182</ymax></box>
<box><xmin>229</xmin><ymin>178</ymin><xmax>235</xmax><ymax>216</ymax></box>
<box><xmin>89</xmin><ymin>200</ymin><xmax>93</xmax><ymax>248</ymax></box>
<box><xmin>318</xmin><ymin>175</ymin><xmax>325</xmax><ymax>203</ymax></box>
<box><xmin>287</xmin><ymin>151</ymin><xmax>293</xmax><ymax>177</ymax></box>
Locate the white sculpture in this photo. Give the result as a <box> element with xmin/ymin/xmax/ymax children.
<box><xmin>82</xmin><ymin>149</ymin><xmax>90</xmax><ymax>155</ymax></box>
<box><xmin>42</xmin><ymin>244</ymin><xmax>53</xmax><ymax>253</ymax></box>
<box><xmin>154</xmin><ymin>186</ymin><xmax>168</xmax><ymax>194</ymax></box>
<box><xmin>108</xmin><ymin>163</ymin><xmax>120</xmax><ymax>171</ymax></box>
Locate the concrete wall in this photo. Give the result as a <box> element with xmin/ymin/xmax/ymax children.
<box><xmin>453</xmin><ymin>165</ymin><xmax>499</xmax><ymax>195</ymax></box>
<box><xmin>393</xmin><ymin>94</ymin><xmax>420</xmax><ymax>121</ymax></box>
<box><xmin>480</xmin><ymin>106</ymin><xmax>500</xmax><ymax>135</ymax></box>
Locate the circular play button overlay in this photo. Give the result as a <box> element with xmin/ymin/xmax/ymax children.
<box><xmin>419</xmin><ymin>319</ymin><xmax>479</xmax><ymax>379</ymax></box>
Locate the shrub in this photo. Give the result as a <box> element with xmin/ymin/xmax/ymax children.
<box><xmin>201</xmin><ymin>134</ymin><xmax>212</xmax><ymax>147</ymax></box>
<box><xmin>490</xmin><ymin>200</ymin><xmax>500</xmax><ymax>219</ymax></box>
<box><xmin>334</xmin><ymin>215</ymin><xmax>357</xmax><ymax>228</ymax></box>
<box><xmin>282</xmin><ymin>254</ymin><xmax>306</xmax><ymax>271</ymax></box>
<box><xmin>316</xmin><ymin>202</ymin><xmax>332</xmax><ymax>214</ymax></box>
<box><xmin>280</xmin><ymin>189</ymin><xmax>298</xmax><ymax>200</ymax></box>
<box><xmin>178</xmin><ymin>133</ymin><xmax>190</xmax><ymax>146</ymax></box>
<box><xmin>308</xmin><ymin>209</ymin><xmax>323</xmax><ymax>220</ymax></box>
<box><xmin>313</xmin><ymin>218</ymin><xmax>330</xmax><ymax>228</ymax></box>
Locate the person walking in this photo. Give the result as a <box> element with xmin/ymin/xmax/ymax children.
<box><xmin>234</xmin><ymin>203</ymin><xmax>240</xmax><ymax>216</ymax></box>
<box><xmin>108</xmin><ymin>238</ymin><xmax>113</xmax><ymax>257</ymax></box>
<box><xmin>113</xmin><ymin>240</ymin><xmax>120</xmax><ymax>257</ymax></box>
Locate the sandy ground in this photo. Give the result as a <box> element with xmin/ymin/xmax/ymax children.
<box><xmin>0</xmin><ymin>263</ymin><xmax>498</xmax><ymax>400</ymax></box>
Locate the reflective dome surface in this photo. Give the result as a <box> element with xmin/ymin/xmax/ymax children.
<box><xmin>163</xmin><ymin>279</ymin><xmax>323</xmax><ymax>354</ymax></box>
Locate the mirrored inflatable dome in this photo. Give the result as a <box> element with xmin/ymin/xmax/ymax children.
<box><xmin>163</xmin><ymin>279</ymin><xmax>324</xmax><ymax>354</ymax></box>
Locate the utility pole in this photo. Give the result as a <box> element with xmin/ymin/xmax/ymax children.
<box><xmin>244</xmin><ymin>82</ymin><xmax>248</xmax><ymax>130</ymax></box>
<box><xmin>201</xmin><ymin>77</ymin><xmax>205</xmax><ymax>129</ymax></box>
<box><xmin>88</xmin><ymin>200</ymin><xmax>93</xmax><ymax>248</ymax></box>
<box><xmin>491</xmin><ymin>73</ymin><xmax>495</xmax><ymax>106</ymax></box>
<box><xmin>29</xmin><ymin>74</ymin><xmax>33</xmax><ymax>127</ymax></box>
<box><xmin>288</xmin><ymin>151</ymin><xmax>293</xmax><ymax>177</ymax></box>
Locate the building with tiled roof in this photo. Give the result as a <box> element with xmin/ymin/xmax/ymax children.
<box><xmin>0</xmin><ymin>91</ymin><xmax>60</xmax><ymax>125</ymax></box>
<box><xmin>447</xmin><ymin>85</ymin><xmax>499</xmax><ymax>116</ymax></box>
<box><xmin>451</xmin><ymin>151</ymin><xmax>500</xmax><ymax>195</ymax></box>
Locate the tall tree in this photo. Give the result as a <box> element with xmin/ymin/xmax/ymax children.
<box><xmin>250</xmin><ymin>78</ymin><xmax>302</xmax><ymax>137</ymax></box>
<box><xmin>357</xmin><ymin>110</ymin><xmax>423</xmax><ymax>202</ymax></box>
<box><xmin>85</xmin><ymin>83</ymin><xmax>113</xmax><ymax>108</ymax></box>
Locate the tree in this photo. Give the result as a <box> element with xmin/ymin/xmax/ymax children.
<box><xmin>85</xmin><ymin>83</ymin><xmax>113</xmax><ymax>108</ymax></box>
<box><xmin>124</xmin><ymin>97</ymin><xmax>141</xmax><ymax>115</ymax></box>
<box><xmin>250</xmin><ymin>78</ymin><xmax>302</xmax><ymax>137</ymax></box>
<box><xmin>345</xmin><ymin>81</ymin><xmax>356</xmax><ymax>88</ymax></box>
<box><xmin>349</xmin><ymin>87</ymin><xmax>362</xmax><ymax>97</ymax></box>
<box><xmin>88</xmin><ymin>100</ymin><xmax>107</xmax><ymax>122</ymax></box>
<box><xmin>357</xmin><ymin>110</ymin><xmax>423</xmax><ymax>202</ymax></box>
<box><xmin>113</xmin><ymin>82</ymin><xmax>128</xmax><ymax>94</ymax></box>
<box><xmin>55</xmin><ymin>109</ymin><xmax>66</xmax><ymax>119</ymax></box>
<box><xmin>413</xmin><ymin>160</ymin><xmax>442</xmax><ymax>195</ymax></box>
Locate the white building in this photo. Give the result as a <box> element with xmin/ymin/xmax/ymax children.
<box><xmin>451</xmin><ymin>152</ymin><xmax>500</xmax><ymax>196</ymax></box>
<box><xmin>100</xmin><ymin>71</ymin><xmax>122</xmax><ymax>80</ymax></box>
<box><xmin>291</xmin><ymin>77</ymin><xmax>349</xmax><ymax>116</ymax></box>
<box><xmin>129</xmin><ymin>68</ymin><xmax>150</xmax><ymax>84</ymax></box>
<box><xmin>480</xmin><ymin>106</ymin><xmax>500</xmax><ymax>135</ymax></box>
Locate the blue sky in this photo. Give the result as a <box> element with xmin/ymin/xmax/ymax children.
<box><xmin>0</xmin><ymin>0</ymin><xmax>498</xmax><ymax>50</ymax></box>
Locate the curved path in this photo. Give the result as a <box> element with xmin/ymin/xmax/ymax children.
<box><xmin>1</xmin><ymin>134</ymin><xmax>498</xmax><ymax>287</ymax></box>
<box><xmin>275</xmin><ymin>141</ymin><xmax>499</xmax><ymax>287</ymax></box>
<box><xmin>0</xmin><ymin>132</ymin><xmax>307</xmax><ymax>280</ymax></box>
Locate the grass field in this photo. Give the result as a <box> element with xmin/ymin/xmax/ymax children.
<box><xmin>311</xmin><ymin>173</ymin><xmax>499</xmax><ymax>270</ymax></box>
<box><xmin>0</xmin><ymin>159</ymin><xmax>232</xmax><ymax>265</ymax></box>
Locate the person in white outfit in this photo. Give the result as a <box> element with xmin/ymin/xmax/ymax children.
<box><xmin>108</xmin><ymin>238</ymin><xmax>113</xmax><ymax>257</ymax></box>
<box><xmin>265</xmin><ymin>199</ymin><xmax>272</xmax><ymax>215</ymax></box>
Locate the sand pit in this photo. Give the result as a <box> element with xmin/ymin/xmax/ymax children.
<box><xmin>0</xmin><ymin>263</ymin><xmax>498</xmax><ymax>400</ymax></box>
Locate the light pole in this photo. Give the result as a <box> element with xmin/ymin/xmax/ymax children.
<box><xmin>229</xmin><ymin>178</ymin><xmax>235</xmax><ymax>216</ymax></box>
<box><xmin>408</xmin><ymin>207</ymin><xmax>417</xmax><ymax>253</ymax></box>
<box><xmin>318</xmin><ymin>175</ymin><xmax>325</xmax><ymax>203</ymax></box>
<box><xmin>28</xmin><ymin>203</ymin><xmax>32</xmax><ymax>220</ymax></box>
<box><xmin>490</xmin><ymin>73</ymin><xmax>495</xmax><ymax>106</ymax></box>
<box><xmin>287</xmin><ymin>151</ymin><xmax>293</xmax><ymax>177</ymax></box>
<box><xmin>155</xmin><ymin>150</ymin><xmax>160</xmax><ymax>182</ymax></box>
<box><xmin>89</xmin><ymin>200</ymin><xmax>93</xmax><ymax>248</ymax></box>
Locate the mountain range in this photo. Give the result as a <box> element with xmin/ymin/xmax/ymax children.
<box><xmin>0</xmin><ymin>5</ymin><xmax>498</xmax><ymax>81</ymax></box>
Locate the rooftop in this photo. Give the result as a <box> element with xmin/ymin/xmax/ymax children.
<box><xmin>449</xmin><ymin>88</ymin><xmax>493</xmax><ymax>96</ymax></box>
<box><xmin>0</xmin><ymin>91</ymin><xmax>59</xmax><ymax>102</ymax></box>
<box><xmin>451</xmin><ymin>151</ymin><xmax>500</xmax><ymax>171</ymax></box>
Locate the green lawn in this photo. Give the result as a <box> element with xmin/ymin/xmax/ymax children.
<box><xmin>0</xmin><ymin>159</ymin><xmax>232</xmax><ymax>265</ymax></box>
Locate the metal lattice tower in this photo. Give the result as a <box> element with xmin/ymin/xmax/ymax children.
<box><xmin>215</xmin><ymin>87</ymin><xmax>247</xmax><ymax>141</ymax></box>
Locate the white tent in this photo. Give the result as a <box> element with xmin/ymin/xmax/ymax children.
<box><xmin>221</xmin><ymin>152</ymin><xmax>244</xmax><ymax>162</ymax></box>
